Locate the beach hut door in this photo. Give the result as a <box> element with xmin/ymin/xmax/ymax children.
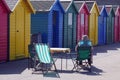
<box><xmin>52</xmin><ymin>11</ymin><xmax>59</xmax><ymax>47</ymax></box>
<box><xmin>68</xmin><ymin>13</ymin><xmax>73</xmax><ymax>48</ymax></box>
<box><xmin>90</xmin><ymin>13</ymin><xmax>96</xmax><ymax>45</ymax></box>
<box><xmin>15</xmin><ymin>5</ymin><xmax>25</xmax><ymax>58</ymax></box>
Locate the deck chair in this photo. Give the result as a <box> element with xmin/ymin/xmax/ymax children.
<box><xmin>28</xmin><ymin>44</ymin><xmax>38</xmax><ymax>70</ymax></box>
<box><xmin>34</xmin><ymin>43</ymin><xmax>58</xmax><ymax>75</ymax></box>
<box><xmin>72</xmin><ymin>46</ymin><xmax>92</xmax><ymax>72</ymax></box>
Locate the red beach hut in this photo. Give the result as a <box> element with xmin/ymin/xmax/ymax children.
<box><xmin>113</xmin><ymin>6</ymin><xmax>120</xmax><ymax>42</ymax></box>
<box><xmin>74</xmin><ymin>1</ymin><xmax>89</xmax><ymax>42</ymax></box>
<box><xmin>0</xmin><ymin>0</ymin><xmax>10</xmax><ymax>62</ymax></box>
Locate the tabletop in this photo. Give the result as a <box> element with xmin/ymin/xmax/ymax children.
<box><xmin>50</xmin><ymin>48</ymin><xmax>71</xmax><ymax>53</ymax></box>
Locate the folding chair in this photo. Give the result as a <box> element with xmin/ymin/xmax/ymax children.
<box><xmin>34</xmin><ymin>43</ymin><xmax>58</xmax><ymax>75</ymax></box>
<box><xmin>72</xmin><ymin>46</ymin><xmax>92</xmax><ymax>72</ymax></box>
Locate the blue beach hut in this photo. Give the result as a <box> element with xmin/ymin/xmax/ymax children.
<box><xmin>30</xmin><ymin>0</ymin><xmax>64</xmax><ymax>47</ymax></box>
<box><xmin>98</xmin><ymin>6</ymin><xmax>108</xmax><ymax>45</ymax></box>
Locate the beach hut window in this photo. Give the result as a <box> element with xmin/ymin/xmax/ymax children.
<box><xmin>68</xmin><ymin>13</ymin><xmax>72</xmax><ymax>25</ymax></box>
<box><xmin>81</xmin><ymin>14</ymin><xmax>84</xmax><ymax>25</ymax></box>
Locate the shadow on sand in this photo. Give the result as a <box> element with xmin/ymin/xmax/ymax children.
<box><xmin>56</xmin><ymin>65</ymin><xmax>104</xmax><ymax>76</ymax></box>
<box><xmin>79</xmin><ymin>65</ymin><xmax>104</xmax><ymax>76</ymax></box>
<box><xmin>0</xmin><ymin>59</ymin><xmax>27</xmax><ymax>74</ymax></box>
<box><xmin>93</xmin><ymin>43</ymin><xmax>120</xmax><ymax>55</ymax></box>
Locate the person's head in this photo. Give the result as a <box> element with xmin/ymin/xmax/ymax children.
<box><xmin>81</xmin><ymin>35</ymin><xmax>89</xmax><ymax>41</ymax></box>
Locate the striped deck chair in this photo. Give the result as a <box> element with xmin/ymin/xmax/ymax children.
<box><xmin>35</xmin><ymin>43</ymin><xmax>58</xmax><ymax>74</ymax></box>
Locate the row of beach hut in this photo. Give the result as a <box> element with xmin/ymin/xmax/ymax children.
<box><xmin>0</xmin><ymin>0</ymin><xmax>120</xmax><ymax>62</ymax></box>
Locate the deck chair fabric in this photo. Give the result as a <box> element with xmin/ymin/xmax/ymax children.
<box><xmin>77</xmin><ymin>46</ymin><xmax>91</xmax><ymax>60</ymax></box>
<box><xmin>34</xmin><ymin>43</ymin><xmax>58</xmax><ymax>74</ymax></box>
<box><xmin>35</xmin><ymin>44</ymin><xmax>52</xmax><ymax>64</ymax></box>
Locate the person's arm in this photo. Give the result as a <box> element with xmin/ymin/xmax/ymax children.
<box><xmin>75</xmin><ymin>44</ymin><xmax>78</xmax><ymax>52</ymax></box>
<box><xmin>90</xmin><ymin>41</ymin><xmax>93</xmax><ymax>51</ymax></box>
<box><xmin>88</xmin><ymin>41</ymin><xmax>93</xmax><ymax>53</ymax></box>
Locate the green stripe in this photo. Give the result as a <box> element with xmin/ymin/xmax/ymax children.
<box><xmin>39</xmin><ymin>44</ymin><xmax>45</xmax><ymax>63</ymax></box>
<box><xmin>44</xmin><ymin>44</ymin><xmax>51</xmax><ymax>63</ymax></box>
<box><xmin>36</xmin><ymin>44</ymin><xmax>44</xmax><ymax>63</ymax></box>
<box><xmin>35</xmin><ymin>44</ymin><xmax>51</xmax><ymax>64</ymax></box>
<box><xmin>41</xmin><ymin>44</ymin><xmax>48</xmax><ymax>63</ymax></box>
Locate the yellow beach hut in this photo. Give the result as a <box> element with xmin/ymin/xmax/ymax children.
<box><xmin>86</xmin><ymin>1</ymin><xmax>99</xmax><ymax>45</ymax></box>
<box><xmin>5</xmin><ymin>0</ymin><xmax>35</xmax><ymax>60</ymax></box>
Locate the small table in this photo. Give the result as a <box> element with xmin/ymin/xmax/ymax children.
<box><xmin>50</xmin><ymin>48</ymin><xmax>72</xmax><ymax>71</ymax></box>
<box><xmin>50</xmin><ymin>48</ymin><xmax>70</xmax><ymax>53</ymax></box>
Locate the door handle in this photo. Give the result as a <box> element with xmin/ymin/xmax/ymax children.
<box><xmin>17</xmin><ymin>30</ymin><xmax>19</xmax><ymax>32</ymax></box>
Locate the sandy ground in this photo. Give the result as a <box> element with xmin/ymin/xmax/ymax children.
<box><xmin>0</xmin><ymin>43</ymin><xmax>120</xmax><ymax>80</ymax></box>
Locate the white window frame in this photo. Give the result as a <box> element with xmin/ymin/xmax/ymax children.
<box><xmin>68</xmin><ymin>13</ymin><xmax>72</xmax><ymax>25</ymax></box>
<box><xmin>81</xmin><ymin>14</ymin><xmax>84</xmax><ymax>25</ymax></box>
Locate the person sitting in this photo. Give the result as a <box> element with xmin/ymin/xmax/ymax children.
<box><xmin>75</xmin><ymin>35</ymin><xmax>93</xmax><ymax>65</ymax></box>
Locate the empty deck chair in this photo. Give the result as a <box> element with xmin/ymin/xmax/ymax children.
<box><xmin>34</xmin><ymin>43</ymin><xmax>58</xmax><ymax>75</ymax></box>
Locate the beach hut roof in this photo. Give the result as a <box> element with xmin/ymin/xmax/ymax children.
<box><xmin>105</xmin><ymin>5</ymin><xmax>113</xmax><ymax>13</ymax></box>
<box><xmin>60</xmin><ymin>1</ymin><xmax>71</xmax><ymax>12</ymax></box>
<box><xmin>105</xmin><ymin>5</ymin><xmax>115</xmax><ymax>16</ymax></box>
<box><xmin>74</xmin><ymin>1</ymin><xmax>84</xmax><ymax>12</ymax></box>
<box><xmin>112</xmin><ymin>5</ymin><xmax>120</xmax><ymax>15</ymax></box>
<box><xmin>112</xmin><ymin>5</ymin><xmax>119</xmax><ymax>13</ymax></box>
<box><xmin>74</xmin><ymin>0</ymin><xmax>120</xmax><ymax>5</ymax></box>
<box><xmin>86</xmin><ymin>1</ymin><xmax>99</xmax><ymax>15</ymax></box>
<box><xmin>30</xmin><ymin>0</ymin><xmax>55</xmax><ymax>12</ymax></box>
<box><xmin>0</xmin><ymin>0</ymin><xmax>11</xmax><ymax>12</ymax></box>
<box><xmin>60</xmin><ymin>0</ymin><xmax>78</xmax><ymax>12</ymax></box>
<box><xmin>98</xmin><ymin>5</ymin><xmax>103</xmax><ymax>12</ymax></box>
<box><xmin>85</xmin><ymin>1</ymin><xmax>95</xmax><ymax>12</ymax></box>
<box><xmin>5</xmin><ymin>0</ymin><xmax>19</xmax><ymax>11</ymax></box>
<box><xmin>5</xmin><ymin>0</ymin><xmax>35</xmax><ymax>13</ymax></box>
<box><xmin>95</xmin><ymin>0</ymin><xmax>120</xmax><ymax>5</ymax></box>
<box><xmin>98</xmin><ymin>5</ymin><xmax>108</xmax><ymax>16</ymax></box>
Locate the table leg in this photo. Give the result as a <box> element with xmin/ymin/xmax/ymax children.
<box><xmin>66</xmin><ymin>53</ymin><xmax>68</xmax><ymax>69</ymax></box>
<box><xmin>61</xmin><ymin>53</ymin><xmax>62</xmax><ymax>72</ymax></box>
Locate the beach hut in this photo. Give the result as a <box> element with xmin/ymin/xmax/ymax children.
<box><xmin>5</xmin><ymin>0</ymin><xmax>35</xmax><ymax>60</ymax></box>
<box><xmin>86</xmin><ymin>1</ymin><xmax>99</xmax><ymax>46</ymax></box>
<box><xmin>98</xmin><ymin>6</ymin><xmax>108</xmax><ymax>45</ymax></box>
<box><xmin>106</xmin><ymin>5</ymin><xmax>115</xmax><ymax>44</ymax></box>
<box><xmin>74</xmin><ymin>1</ymin><xmax>89</xmax><ymax>43</ymax></box>
<box><xmin>113</xmin><ymin>5</ymin><xmax>120</xmax><ymax>42</ymax></box>
<box><xmin>0</xmin><ymin>0</ymin><xmax>10</xmax><ymax>62</ymax></box>
<box><xmin>60</xmin><ymin>0</ymin><xmax>78</xmax><ymax>49</ymax></box>
<box><xmin>31</xmin><ymin>0</ymin><xmax>64</xmax><ymax>47</ymax></box>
